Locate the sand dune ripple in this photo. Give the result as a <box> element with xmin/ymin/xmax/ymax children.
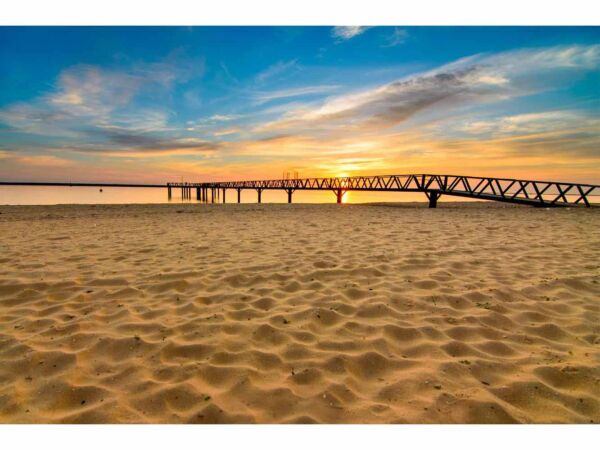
<box><xmin>0</xmin><ymin>203</ymin><xmax>599</xmax><ymax>423</ymax></box>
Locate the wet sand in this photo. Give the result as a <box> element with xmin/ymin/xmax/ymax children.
<box><xmin>0</xmin><ymin>202</ymin><xmax>599</xmax><ymax>423</ymax></box>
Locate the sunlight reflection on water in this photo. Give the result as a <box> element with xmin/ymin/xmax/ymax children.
<box><xmin>0</xmin><ymin>186</ymin><xmax>476</xmax><ymax>205</ymax></box>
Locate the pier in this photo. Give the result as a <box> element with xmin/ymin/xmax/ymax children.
<box><xmin>2</xmin><ymin>174</ymin><xmax>599</xmax><ymax>207</ymax></box>
<box><xmin>167</xmin><ymin>174</ymin><xmax>599</xmax><ymax>208</ymax></box>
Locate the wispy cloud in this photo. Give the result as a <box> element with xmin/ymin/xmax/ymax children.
<box><xmin>331</xmin><ymin>26</ymin><xmax>372</xmax><ymax>41</ymax></box>
<box><xmin>253</xmin><ymin>85</ymin><xmax>340</xmax><ymax>103</ymax></box>
<box><xmin>256</xmin><ymin>59</ymin><xmax>298</xmax><ymax>82</ymax></box>
<box><xmin>0</xmin><ymin>59</ymin><xmax>193</xmax><ymax>137</ymax></box>
<box><xmin>0</xmin><ymin>153</ymin><xmax>77</xmax><ymax>167</ymax></box>
<box><xmin>184</xmin><ymin>114</ymin><xmax>243</xmax><ymax>131</ymax></box>
<box><xmin>457</xmin><ymin>111</ymin><xmax>600</xmax><ymax>136</ymax></box>
<box><xmin>259</xmin><ymin>45</ymin><xmax>600</xmax><ymax>134</ymax></box>
<box><xmin>209</xmin><ymin>114</ymin><xmax>241</xmax><ymax>122</ymax></box>
<box><xmin>83</xmin><ymin>129</ymin><xmax>219</xmax><ymax>153</ymax></box>
<box><xmin>384</xmin><ymin>28</ymin><xmax>408</xmax><ymax>47</ymax></box>
<box><xmin>0</xmin><ymin>54</ymin><xmax>209</xmax><ymax>160</ymax></box>
<box><xmin>1</xmin><ymin>65</ymin><xmax>143</xmax><ymax>136</ymax></box>
<box><xmin>213</xmin><ymin>127</ymin><xmax>241</xmax><ymax>137</ymax></box>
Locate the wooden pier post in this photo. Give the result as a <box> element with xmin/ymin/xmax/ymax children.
<box><xmin>222</xmin><ymin>188</ymin><xmax>226</xmax><ymax>203</ymax></box>
<box><xmin>196</xmin><ymin>187</ymin><xmax>200</xmax><ymax>200</ymax></box>
<box><xmin>211</xmin><ymin>188</ymin><xmax>215</xmax><ymax>203</ymax></box>
<box><xmin>427</xmin><ymin>190</ymin><xmax>441</xmax><ymax>208</ymax></box>
<box><xmin>257</xmin><ymin>188</ymin><xmax>262</xmax><ymax>203</ymax></box>
<box><xmin>237</xmin><ymin>188</ymin><xmax>241</xmax><ymax>203</ymax></box>
<box><xmin>167</xmin><ymin>185</ymin><xmax>172</xmax><ymax>200</ymax></box>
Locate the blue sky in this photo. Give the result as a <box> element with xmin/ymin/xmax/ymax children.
<box><xmin>0</xmin><ymin>26</ymin><xmax>599</xmax><ymax>183</ymax></box>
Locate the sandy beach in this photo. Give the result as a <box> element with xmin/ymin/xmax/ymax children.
<box><xmin>0</xmin><ymin>202</ymin><xmax>598</xmax><ymax>423</ymax></box>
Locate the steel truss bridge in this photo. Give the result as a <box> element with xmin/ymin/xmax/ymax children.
<box><xmin>167</xmin><ymin>174</ymin><xmax>599</xmax><ymax>208</ymax></box>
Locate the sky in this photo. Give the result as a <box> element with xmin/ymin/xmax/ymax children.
<box><xmin>0</xmin><ymin>26</ymin><xmax>599</xmax><ymax>185</ymax></box>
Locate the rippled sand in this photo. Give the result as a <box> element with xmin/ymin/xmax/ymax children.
<box><xmin>0</xmin><ymin>202</ymin><xmax>599</xmax><ymax>423</ymax></box>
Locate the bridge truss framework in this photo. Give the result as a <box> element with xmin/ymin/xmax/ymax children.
<box><xmin>167</xmin><ymin>174</ymin><xmax>600</xmax><ymax>208</ymax></box>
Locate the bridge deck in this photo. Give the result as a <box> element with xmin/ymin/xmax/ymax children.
<box><xmin>168</xmin><ymin>174</ymin><xmax>599</xmax><ymax>207</ymax></box>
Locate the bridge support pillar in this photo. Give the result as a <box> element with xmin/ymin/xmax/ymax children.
<box><xmin>336</xmin><ymin>188</ymin><xmax>346</xmax><ymax>204</ymax></box>
<box><xmin>237</xmin><ymin>188</ymin><xmax>241</xmax><ymax>203</ymax></box>
<box><xmin>427</xmin><ymin>190</ymin><xmax>441</xmax><ymax>208</ymax></box>
<box><xmin>257</xmin><ymin>189</ymin><xmax>263</xmax><ymax>203</ymax></box>
<box><xmin>222</xmin><ymin>188</ymin><xmax>226</xmax><ymax>203</ymax></box>
<box><xmin>167</xmin><ymin>186</ymin><xmax>172</xmax><ymax>200</ymax></box>
<box><xmin>286</xmin><ymin>189</ymin><xmax>293</xmax><ymax>203</ymax></box>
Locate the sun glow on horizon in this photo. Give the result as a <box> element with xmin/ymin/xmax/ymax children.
<box><xmin>0</xmin><ymin>28</ymin><xmax>599</xmax><ymax>187</ymax></box>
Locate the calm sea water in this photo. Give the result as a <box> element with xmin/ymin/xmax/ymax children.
<box><xmin>0</xmin><ymin>186</ymin><xmax>465</xmax><ymax>205</ymax></box>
